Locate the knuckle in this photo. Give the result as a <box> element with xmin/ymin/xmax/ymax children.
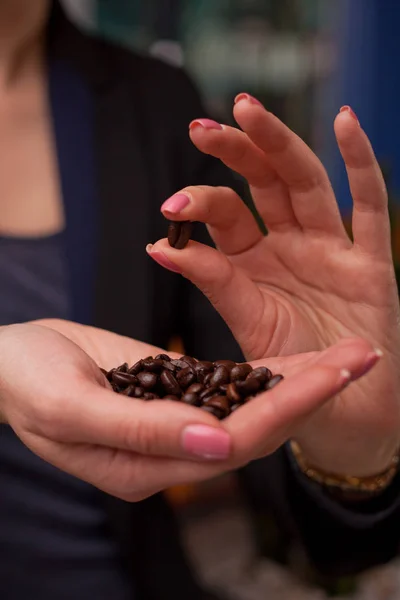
<box><xmin>124</xmin><ymin>418</ymin><xmax>160</xmax><ymax>455</ymax></box>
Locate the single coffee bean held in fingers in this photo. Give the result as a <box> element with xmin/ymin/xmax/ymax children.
<box><xmin>167</xmin><ymin>221</ymin><xmax>193</xmax><ymax>249</ymax></box>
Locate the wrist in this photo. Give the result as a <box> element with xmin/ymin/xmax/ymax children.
<box><xmin>290</xmin><ymin>439</ymin><xmax>400</xmax><ymax>498</ymax></box>
<box><xmin>293</xmin><ymin>436</ymin><xmax>400</xmax><ymax>479</ymax></box>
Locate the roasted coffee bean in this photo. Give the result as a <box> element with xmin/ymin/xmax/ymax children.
<box><xmin>121</xmin><ymin>385</ymin><xmax>136</xmax><ymax>397</ymax></box>
<box><xmin>254</xmin><ymin>366</ymin><xmax>272</xmax><ymax>378</ymax></box>
<box><xmin>195</xmin><ymin>362</ymin><xmax>214</xmax><ymax>383</ymax></box>
<box><xmin>137</xmin><ymin>371</ymin><xmax>158</xmax><ymax>390</ymax></box>
<box><xmin>171</xmin><ymin>359</ymin><xmax>190</xmax><ymax>370</ymax></box>
<box><xmin>213</xmin><ymin>359</ymin><xmax>236</xmax><ymax>372</ymax></box>
<box><xmin>203</xmin><ymin>372</ymin><xmax>213</xmax><ymax>386</ymax></box>
<box><xmin>204</xmin><ymin>396</ymin><xmax>230</xmax><ymax>417</ymax></box>
<box><xmin>209</xmin><ymin>365</ymin><xmax>230</xmax><ymax>387</ymax></box>
<box><xmin>112</xmin><ymin>371</ymin><xmax>138</xmax><ymax>386</ymax></box>
<box><xmin>186</xmin><ymin>383</ymin><xmax>204</xmax><ymax>395</ymax></box>
<box><xmin>181</xmin><ymin>355</ymin><xmax>197</xmax><ymax>368</ymax></box>
<box><xmin>226</xmin><ymin>382</ymin><xmax>241</xmax><ymax>403</ymax></box>
<box><xmin>230</xmin><ymin>363</ymin><xmax>252</xmax><ymax>381</ymax></box>
<box><xmin>194</xmin><ymin>361</ymin><xmax>214</xmax><ymax>374</ymax></box>
<box><xmin>167</xmin><ymin>220</ymin><xmax>193</xmax><ymax>249</ymax></box>
<box><xmin>176</xmin><ymin>367</ymin><xmax>196</xmax><ymax>389</ymax></box>
<box><xmin>246</xmin><ymin>368</ymin><xmax>271</xmax><ymax>386</ymax></box>
<box><xmin>143</xmin><ymin>392</ymin><xmax>159</xmax><ymax>400</ymax></box>
<box><xmin>182</xmin><ymin>392</ymin><xmax>201</xmax><ymax>406</ymax></box>
<box><xmin>155</xmin><ymin>354</ymin><xmax>171</xmax><ymax>361</ymax></box>
<box><xmin>128</xmin><ymin>360</ymin><xmax>143</xmax><ymax>375</ymax></box>
<box><xmin>199</xmin><ymin>385</ymin><xmax>219</xmax><ymax>402</ymax></box>
<box><xmin>235</xmin><ymin>377</ymin><xmax>261</xmax><ymax>396</ymax></box>
<box><xmin>106</xmin><ymin>368</ymin><xmax>116</xmax><ymax>380</ymax></box>
<box><xmin>162</xmin><ymin>360</ymin><xmax>176</xmax><ymax>372</ymax></box>
<box><xmin>141</xmin><ymin>358</ymin><xmax>164</xmax><ymax>372</ymax></box>
<box><xmin>106</xmin><ymin>355</ymin><xmax>283</xmax><ymax>417</ymax></box>
<box><xmin>265</xmin><ymin>374</ymin><xmax>284</xmax><ymax>390</ymax></box>
<box><xmin>202</xmin><ymin>405</ymin><xmax>225</xmax><ymax>420</ymax></box>
<box><xmin>160</xmin><ymin>370</ymin><xmax>181</xmax><ymax>396</ymax></box>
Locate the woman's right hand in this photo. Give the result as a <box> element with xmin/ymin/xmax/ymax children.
<box><xmin>0</xmin><ymin>319</ymin><xmax>377</xmax><ymax>500</ymax></box>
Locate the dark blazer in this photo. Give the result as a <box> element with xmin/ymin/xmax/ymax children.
<box><xmin>46</xmin><ymin>3</ymin><xmax>400</xmax><ymax>598</ymax></box>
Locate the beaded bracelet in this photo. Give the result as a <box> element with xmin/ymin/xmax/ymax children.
<box><xmin>290</xmin><ymin>440</ymin><xmax>400</xmax><ymax>498</ymax></box>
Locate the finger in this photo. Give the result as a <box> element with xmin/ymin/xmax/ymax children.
<box><xmin>334</xmin><ymin>107</ymin><xmax>391</xmax><ymax>258</ymax></box>
<box><xmin>225</xmin><ymin>340</ymin><xmax>376</xmax><ymax>461</ymax></box>
<box><xmin>189</xmin><ymin>120</ymin><xmax>298</xmax><ymax>232</ymax></box>
<box><xmin>147</xmin><ymin>238</ymin><xmax>277</xmax><ymax>358</ymax></box>
<box><xmin>161</xmin><ymin>185</ymin><xmax>263</xmax><ymax>255</ymax></box>
<box><xmin>232</xmin><ymin>95</ymin><xmax>349</xmax><ymax>239</ymax></box>
<box><xmin>272</xmin><ymin>336</ymin><xmax>378</xmax><ymax>378</ymax></box>
<box><xmin>21</xmin><ymin>434</ymin><xmax>224</xmax><ymax>502</ymax></box>
<box><xmin>27</xmin><ymin>382</ymin><xmax>232</xmax><ymax>462</ymax></box>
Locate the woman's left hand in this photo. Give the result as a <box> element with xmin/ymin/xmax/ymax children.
<box><xmin>148</xmin><ymin>97</ymin><xmax>400</xmax><ymax>477</ymax></box>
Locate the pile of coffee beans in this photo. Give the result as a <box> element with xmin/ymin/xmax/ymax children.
<box><xmin>101</xmin><ymin>355</ymin><xmax>283</xmax><ymax>419</ymax></box>
<box><xmin>167</xmin><ymin>221</ymin><xmax>193</xmax><ymax>249</ymax></box>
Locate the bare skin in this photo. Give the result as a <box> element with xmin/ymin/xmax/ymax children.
<box><xmin>148</xmin><ymin>98</ymin><xmax>400</xmax><ymax>478</ymax></box>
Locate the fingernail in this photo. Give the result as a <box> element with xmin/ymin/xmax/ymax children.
<box><xmin>146</xmin><ymin>248</ymin><xmax>182</xmax><ymax>274</ymax></box>
<box><xmin>337</xmin><ymin>368</ymin><xmax>352</xmax><ymax>390</ymax></box>
<box><xmin>234</xmin><ymin>93</ymin><xmax>264</xmax><ymax>107</ymax></box>
<box><xmin>340</xmin><ymin>105</ymin><xmax>360</xmax><ymax>125</ymax></box>
<box><xmin>189</xmin><ymin>119</ymin><xmax>223</xmax><ymax>131</ymax></box>
<box><xmin>182</xmin><ymin>425</ymin><xmax>231</xmax><ymax>460</ymax></box>
<box><xmin>356</xmin><ymin>348</ymin><xmax>383</xmax><ymax>378</ymax></box>
<box><xmin>161</xmin><ymin>193</ymin><xmax>190</xmax><ymax>215</ymax></box>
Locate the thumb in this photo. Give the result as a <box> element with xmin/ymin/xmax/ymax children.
<box><xmin>147</xmin><ymin>238</ymin><xmax>273</xmax><ymax>358</ymax></box>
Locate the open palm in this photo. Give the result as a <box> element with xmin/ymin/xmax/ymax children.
<box><xmin>150</xmin><ymin>98</ymin><xmax>400</xmax><ymax>475</ymax></box>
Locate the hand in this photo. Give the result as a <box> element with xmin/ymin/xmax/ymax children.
<box><xmin>147</xmin><ymin>97</ymin><xmax>400</xmax><ymax>477</ymax></box>
<box><xmin>0</xmin><ymin>319</ymin><xmax>375</xmax><ymax>499</ymax></box>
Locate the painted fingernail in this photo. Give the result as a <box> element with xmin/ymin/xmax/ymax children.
<box><xmin>189</xmin><ymin>119</ymin><xmax>223</xmax><ymax>131</ymax></box>
<box><xmin>146</xmin><ymin>246</ymin><xmax>182</xmax><ymax>273</ymax></box>
<box><xmin>161</xmin><ymin>193</ymin><xmax>190</xmax><ymax>215</ymax></box>
<box><xmin>340</xmin><ymin>105</ymin><xmax>360</xmax><ymax>125</ymax></box>
<box><xmin>337</xmin><ymin>368</ymin><xmax>352</xmax><ymax>390</ymax></box>
<box><xmin>234</xmin><ymin>93</ymin><xmax>264</xmax><ymax>107</ymax></box>
<box><xmin>357</xmin><ymin>348</ymin><xmax>383</xmax><ymax>378</ymax></box>
<box><xmin>182</xmin><ymin>425</ymin><xmax>231</xmax><ymax>460</ymax></box>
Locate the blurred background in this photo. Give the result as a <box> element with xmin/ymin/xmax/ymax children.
<box><xmin>62</xmin><ymin>1</ymin><xmax>400</xmax><ymax>597</ymax></box>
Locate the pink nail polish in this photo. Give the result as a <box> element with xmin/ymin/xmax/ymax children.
<box><xmin>337</xmin><ymin>368</ymin><xmax>352</xmax><ymax>390</ymax></box>
<box><xmin>161</xmin><ymin>193</ymin><xmax>190</xmax><ymax>215</ymax></box>
<box><xmin>356</xmin><ymin>348</ymin><xmax>383</xmax><ymax>378</ymax></box>
<box><xmin>182</xmin><ymin>425</ymin><xmax>231</xmax><ymax>460</ymax></box>
<box><xmin>189</xmin><ymin>119</ymin><xmax>223</xmax><ymax>131</ymax></box>
<box><xmin>340</xmin><ymin>105</ymin><xmax>360</xmax><ymax>125</ymax></box>
<box><xmin>234</xmin><ymin>93</ymin><xmax>264</xmax><ymax>107</ymax></box>
<box><xmin>147</xmin><ymin>250</ymin><xmax>182</xmax><ymax>273</ymax></box>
